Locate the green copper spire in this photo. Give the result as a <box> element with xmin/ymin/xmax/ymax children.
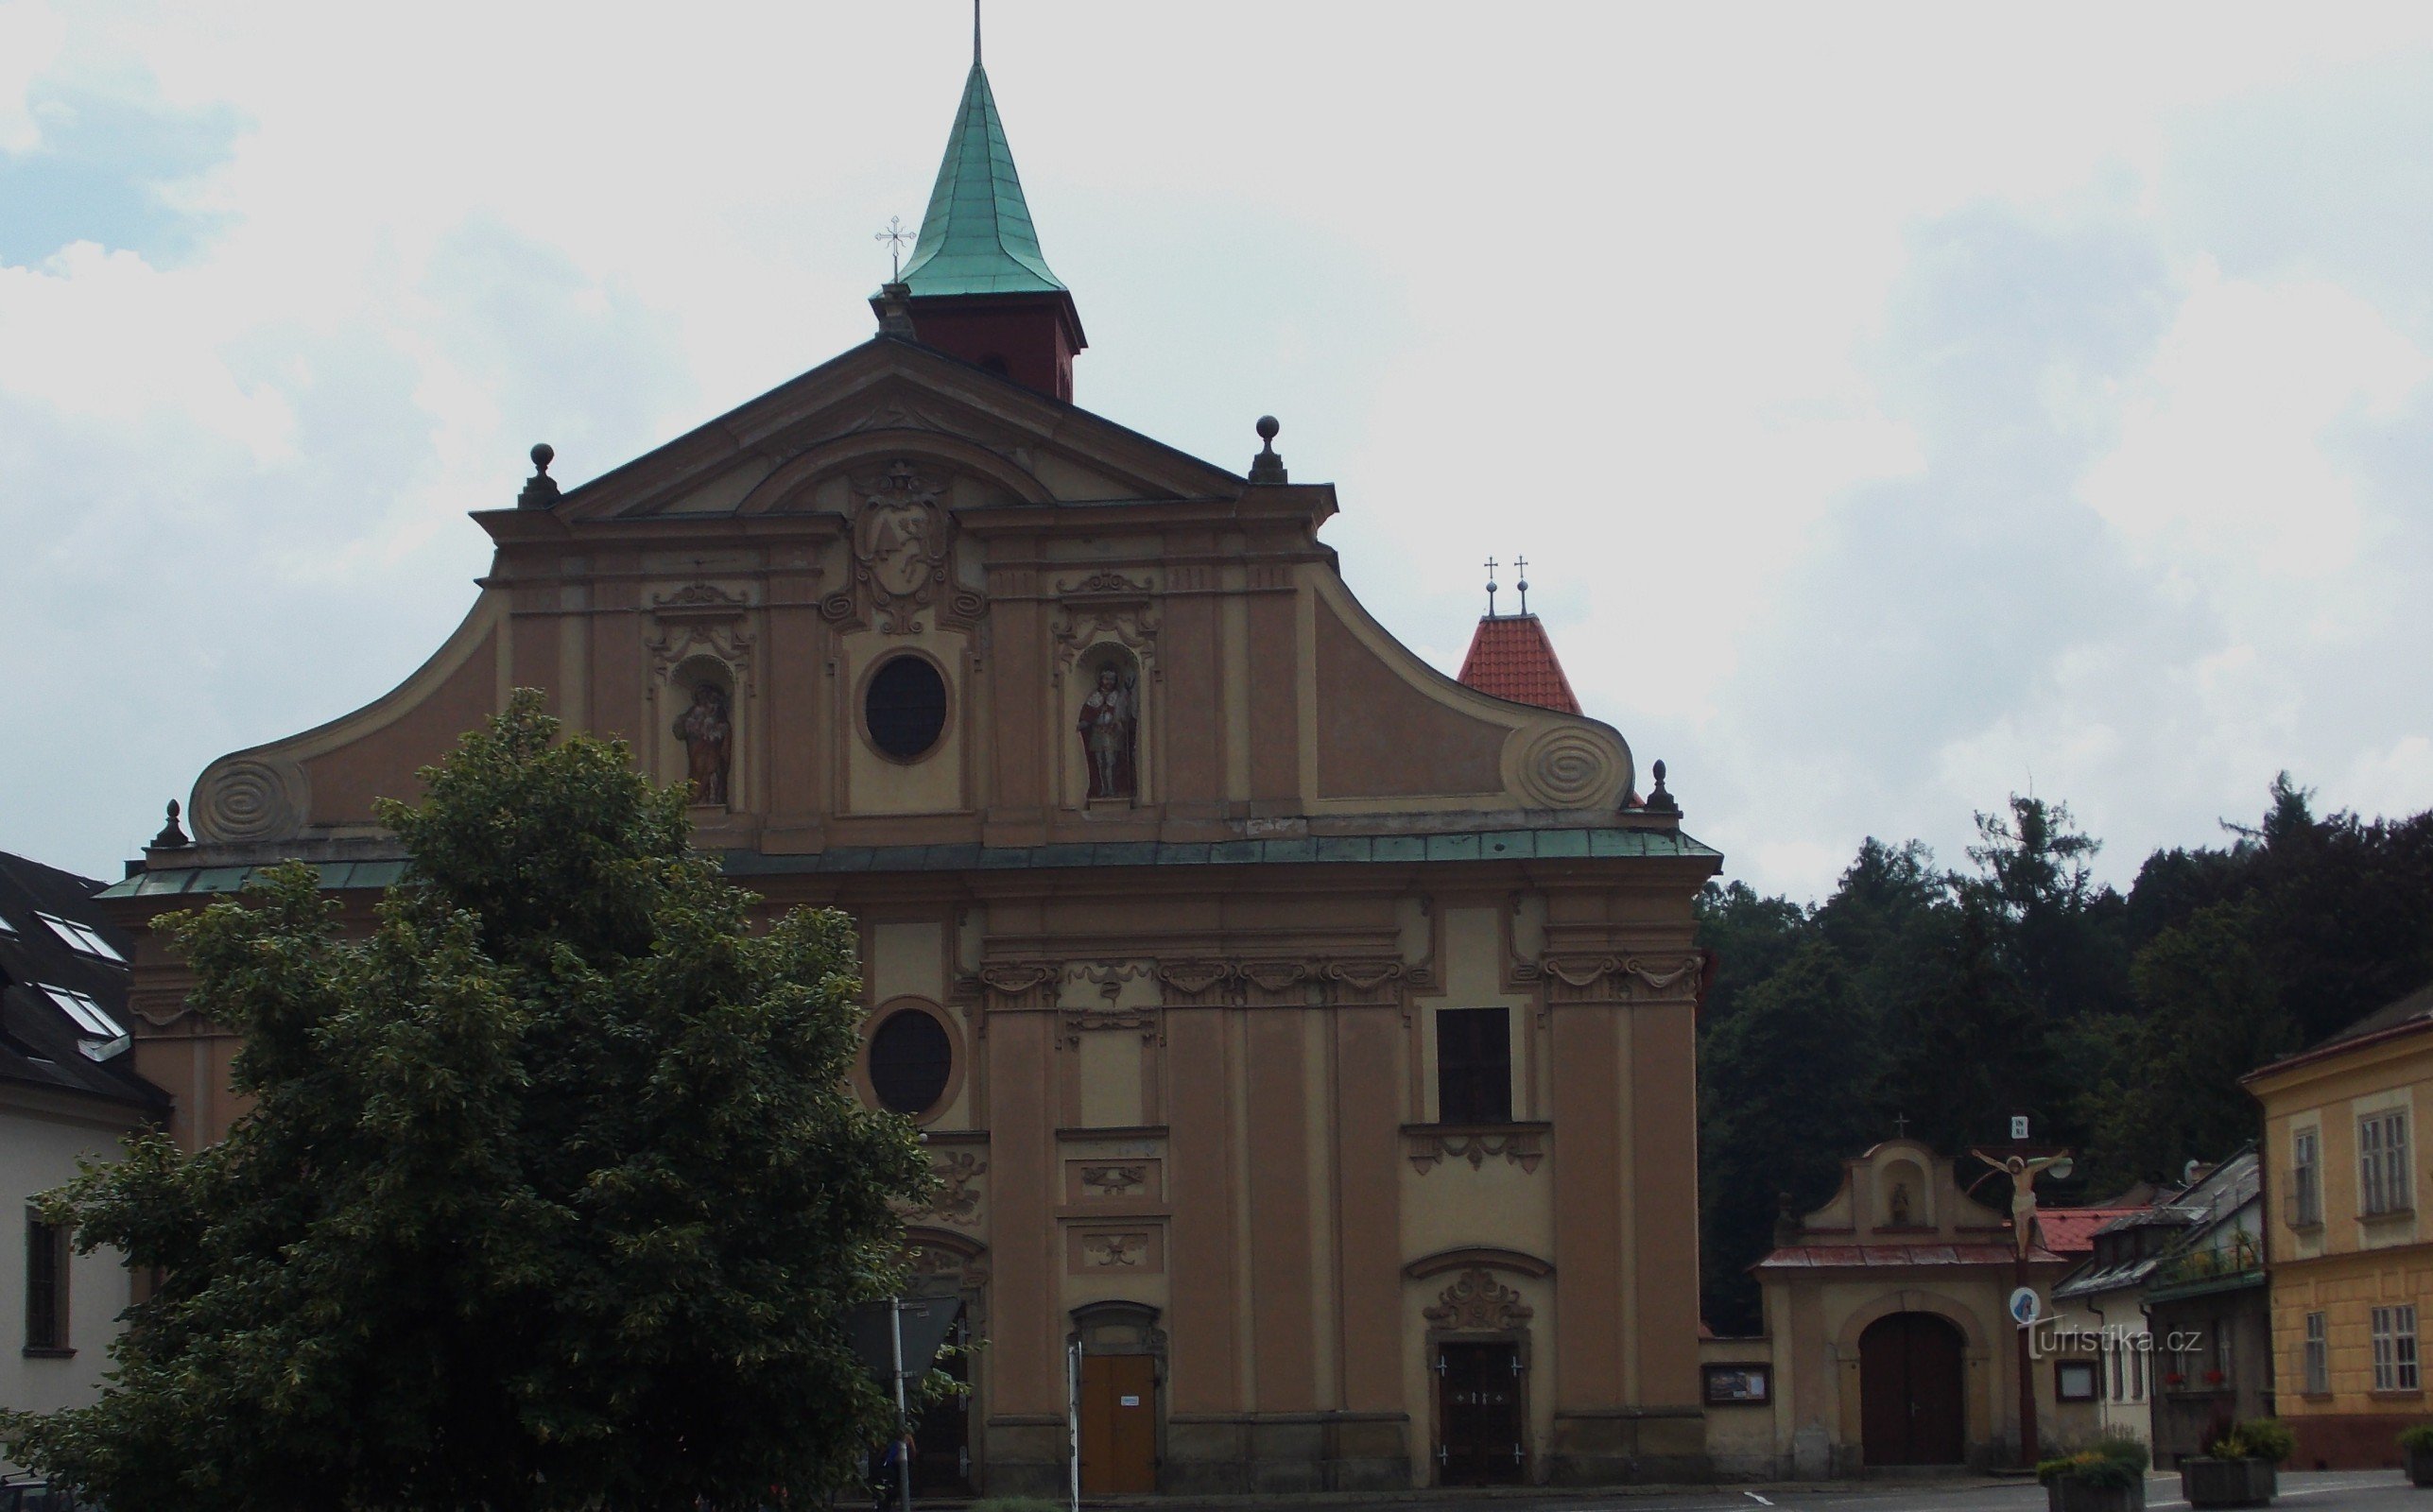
<box><xmin>898</xmin><ymin>62</ymin><xmax>1066</xmax><ymax>297</ymax></box>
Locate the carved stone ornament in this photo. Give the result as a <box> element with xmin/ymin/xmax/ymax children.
<box><xmin>190</xmin><ymin>754</ymin><xmax>310</xmax><ymax>844</ymax></box>
<box><xmin>911</xmin><ymin>1152</ymin><xmax>987</xmax><ymax>1227</ymax></box>
<box><xmin>1154</xmin><ymin>960</ymin><xmax>1234</xmax><ymax>999</ymax></box>
<box><xmin>1507</xmin><ymin>722</ymin><xmax>1630</xmax><ymax>810</ymax></box>
<box><xmin>1084</xmin><ymin>1233</ymin><xmax>1147</xmax><ymax>1268</ymax></box>
<box><xmin>647</xmin><ymin>582</ymin><xmax>756</xmax><ymax>690</ymax></box>
<box><xmin>851</xmin><ymin>461</ymin><xmax>955</xmax><ymax>634</ymax></box>
<box><xmin>1058</xmin><ymin>570</ymin><xmax>1154</xmax><ymax>598</ymax></box>
<box><xmin>908</xmin><ymin>1243</ymin><xmax>989</xmax><ymax>1292</ymax></box>
<box><xmin>1079</xmin><ymin>1163</ymin><xmax>1148</xmax><ymax>1198</ymax></box>
<box><xmin>977</xmin><ymin>962</ymin><xmax>1058</xmax><ymax>1009</ymax></box>
<box><xmin>1238</xmin><ymin>961</ymin><xmax>1309</xmax><ymax>998</ymax></box>
<box><xmin>1407</xmin><ymin>1126</ymin><xmax>1546</xmax><ymax>1175</ymax></box>
<box><xmin>1424</xmin><ymin>1268</ymin><xmax>1534</xmax><ymax>1332</ymax></box>
<box><xmin>1536</xmin><ymin>954</ymin><xmax>1706</xmax><ymax>1003</ymax></box>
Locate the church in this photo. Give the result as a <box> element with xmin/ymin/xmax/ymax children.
<box><xmin>100</xmin><ymin>41</ymin><xmax>1722</xmax><ymax>1494</ymax></box>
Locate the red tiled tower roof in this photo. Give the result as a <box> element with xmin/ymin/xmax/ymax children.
<box><xmin>1457</xmin><ymin>614</ymin><xmax>1581</xmax><ymax>714</ymax></box>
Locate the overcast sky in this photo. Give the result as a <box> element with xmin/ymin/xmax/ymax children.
<box><xmin>6</xmin><ymin>3</ymin><xmax>2432</xmax><ymax>901</ymax></box>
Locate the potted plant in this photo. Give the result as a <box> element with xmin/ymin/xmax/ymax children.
<box><xmin>2399</xmin><ymin>1423</ymin><xmax>2433</xmax><ymax>1487</ymax></box>
<box><xmin>2183</xmin><ymin>1418</ymin><xmax>2292</xmax><ymax>1507</ymax></box>
<box><xmin>2041</xmin><ymin>1435</ymin><xmax>2150</xmax><ymax>1512</ymax></box>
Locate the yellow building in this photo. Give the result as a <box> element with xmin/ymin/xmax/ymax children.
<box><xmin>2246</xmin><ymin>980</ymin><xmax>2433</xmax><ymax>1469</ymax></box>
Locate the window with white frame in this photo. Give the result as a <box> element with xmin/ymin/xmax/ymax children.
<box><xmin>2362</xmin><ymin>1108</ymin><xmax>2414</xmax><ymax>1216</ymax></box>
<box><xmin>2292</xmin><ymin>1126</ymin><xmax>2323</xmax><ymax>1226</ymax></box>
<box><xmin>2305</xmin><ymin>1311</ymin><xmax>2329</xmax><ymax>1394</ymax></box>
<box><xmin>33</xmin><ymin>910</ymin><xmax>125</xmax><ymax>963</ymax></box>
<box><xmin>2373</xmin><ymin>1304</ymin><xmax>2420</xmax><ymax>1391</ymax></box>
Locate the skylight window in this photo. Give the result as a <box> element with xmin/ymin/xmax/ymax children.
<box><xmin>43</xmin><ymin>985</ymin><xmax>125</xmax><ymax>1040</ymax></box>
<box><xmin>36</xmin><ymin>911</ymin><xmax>127</xmax><ymax>963</ymax></box>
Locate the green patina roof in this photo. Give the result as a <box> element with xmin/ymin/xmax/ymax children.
<box><xmin>897</xmin><ymin>63</ymin><xmax>1065</xmax><ymax>298</ymax></box>
<box><xmin>100</xmin><ymin>828</ymin><xmax>1720</xmax><ymax>898</ymax></box>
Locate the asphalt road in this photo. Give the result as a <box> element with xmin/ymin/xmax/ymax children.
<box><xmin>1130</xmin><ymin>1470</ymin><xmax>2420</xmax><ymax>1512</ymax></box>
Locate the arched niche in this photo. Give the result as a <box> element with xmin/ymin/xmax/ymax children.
<box><xmin>663</xmin><ymin>654</ymin><xmax>739</xmax><ymax>809</ymax></box>
<box><xmin>1877</xmin><ymin>1156</ymin><xmax>1928</xmax><ymax>1230</ymax></box>
<box><xmin>1069</xmin><ymin>641</ymin><xmax>1147</xmax><ymax>807</ymax></box>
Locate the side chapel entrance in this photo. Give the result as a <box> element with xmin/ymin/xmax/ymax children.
<box><xmin>1436</xmin><ymin>1341</ymin><xmax>1525</xmax><ymax>1485</ymax></box>
<box><xmin>1072</xmin><ymin>1301</ymin><xmax>1163</xmax><ymax>1494</ymax></box>
<box><xmin>1078</xmin><ymin>1354</ymin><xmax>1157</xmax><ymax>1493</ymax></box>
<box><xmin>1858</xmin><ymin>1311</ymin><xmax>1967</xmax><ymax>1466</ymax></box>
<box><xmin>1424</xmin><ymin>1264</ymin><xmax>1534</xmax><ymax>1486</ymax></box>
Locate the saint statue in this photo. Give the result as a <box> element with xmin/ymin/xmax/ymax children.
<box><xmin>674</xmin><ymin>681</ymin><xmax>733</xmax><ymax>806</ymax></box>
<box><xmin>1889</xmin><ymin>1180</ymin><xmax>1912</xmax><ymax>1228</ymax></box>
<box><xmin>1975</xmin><ymin>1148</ymin><xmax>2069</xmax><ymax>1259</ymax></box>
<box><xmin>1077</xmin><ymin>662</ymin><xmax>1137</xmax><ymax>800</ymax></box>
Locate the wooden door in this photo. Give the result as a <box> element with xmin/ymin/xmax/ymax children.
<box><xmin>1859</xmin><ymin>1313</ymin><xmax>1966</xmax><ymax>1466</ymax></box>
<box><xmin>1437</xmin><ymin>1342</ymin><xmax>1525</xmax><ymax>1486</ymax></box>
<box><xmin>1079</xmin><ymin>1353</ymin><xmax>1157</xmax><ymax>1493</ymax></box>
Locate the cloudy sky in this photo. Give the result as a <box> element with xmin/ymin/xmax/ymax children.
<box><xmin>5</xmin><ymin>2</ymin><xmax>2431</xmax><ymax>900</ymax></box>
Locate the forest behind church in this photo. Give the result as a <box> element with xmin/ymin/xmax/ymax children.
<box><xmin>1695</xmin><ymin>777</ymin><xmax>2433</xmax><ymax>1335</ymax></box>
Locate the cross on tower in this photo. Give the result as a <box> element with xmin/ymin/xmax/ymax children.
<box><xmin>1514</xmin><ymin>554</ymin><xmax>1529</xmax><ymax>615</ymax></box>
<box><xmin>1893</xmin><ymin>1113</ymin><xmax>1910</xmax><ymax>1139</ymax></box>
<box><xmin>875</xmin><ymin>215</ymin><xmax>913</xmax><ymax>282</ymax></box>
<box><xmin>1484</xmin><ymin>557</ymin><xmax>1498</xmax><ymax>617</ymax></box>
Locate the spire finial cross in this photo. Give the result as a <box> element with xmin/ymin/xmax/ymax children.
<box><xmin>1514</xmin><ymin>554</ymin><xmax>1529</xmax><ymax>615</ymax></box>
<box><xmin>1484</xmin><ymin>557</ymin><xmax>1499</xmax><ymax>617</ymax></box>
<box><xmin>875</xmin><ymin>215</ymin><xmax>912</xmax><ymax>282</ymax></box>
<box><xmin>1894</xmin><ymin>1113</ymin><xmax>1910</xmax><ymax>1139</ymax></box>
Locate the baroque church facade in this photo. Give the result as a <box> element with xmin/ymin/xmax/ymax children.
<box><xmin>102</xmin><ymin>48</ymin><xmax>1721</xmax><ymax>1493</ymax></box>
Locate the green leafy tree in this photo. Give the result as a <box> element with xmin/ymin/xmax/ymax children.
<box><xmin>2</xmin><ymin>692</ymin><xmax>935</xmax><ymax>1512</ymax></box>
<box><xmin>2099</xmin><ymin>900</ymin><xmax>2293</xmax><ymax>1182</ymax></box>
<box><xmin>1699</xmin><ymin>936</ymin><xmax>1881</xmax><ymax>1333</ymax></box>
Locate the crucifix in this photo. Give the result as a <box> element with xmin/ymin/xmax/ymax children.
<box><xmin>875</xmin><ymin>216</ymin><xmax>913</xmax><ymax>282</ymax></box>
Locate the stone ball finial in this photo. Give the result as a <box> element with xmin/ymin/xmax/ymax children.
<box><xmin>1248</xmin><ymin>416</ymin><xmax>1287</xmax><ymax>484</ymax></box>
<box><xmin>518</xmin><ymin>443</ymin><xmax>563</xmax><ymax>509</ymax></box>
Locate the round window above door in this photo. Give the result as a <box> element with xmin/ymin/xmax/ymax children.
<box><xmin>868</xmin><ymin>1006</ymin><xmax>953</xmax><ymax>1116</ymax></box>
<box><xmin>864</xmin><ymin>655</ymin><xmax>949</xmax><ymax>761</ymax></box>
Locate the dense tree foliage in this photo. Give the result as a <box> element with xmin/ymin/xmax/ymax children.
<box><xmin>1698</xmin><ymin>780</ymin><xmax>2433</xmax><ymax>1334</ymax></box>
<box><xmin>0</xmin><ymin>693</ymin><xmax>936</xmax><ymax>1511</ymax></box>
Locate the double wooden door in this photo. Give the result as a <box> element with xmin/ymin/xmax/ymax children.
<box><xmin>1078</xmin><ymin>1353</ymin><xmax>1157</xmax><ymax>1493</ymax></box>
<box><xmin>1437</xmin><ymin>1342</ymin><xmax>1525</xmax><ymax>1485</ymax></box>
<box><xmin>1858</xmin><ymin>1312</ymin><xmax>1966</xmax><ymax>1466</ymax></box>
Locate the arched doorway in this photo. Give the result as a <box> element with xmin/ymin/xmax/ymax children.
<box><xmin>1858</xmin><ymin>1311</ymin><xmax>1966</xmax><ymax>1466</ymax></box>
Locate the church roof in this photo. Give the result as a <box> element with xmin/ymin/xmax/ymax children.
<box><xmin>899</xmin><ymin>62</ymin><xmax>1066</xmax><ymax>298</ymax></box>
<box><xmin>1457</xmin><ymin>615</ymin><xmax>1581</xmax><ymax>714</ymax></box>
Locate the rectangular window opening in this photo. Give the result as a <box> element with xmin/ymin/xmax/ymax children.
<box><xmin>1435</xmin><ymin>1006</ymin><xmax>1513</xmax><ymax>1125</ymax></box>
<box><xmin>25</xmin><ymin>1211</ymin><xmax>68</xmax><ymax>1353</ymax></box>
<box><xmin>2362</xmin><ymin>1109</ymin><xmax>2414</xmax><ymax>1216</ymax></box>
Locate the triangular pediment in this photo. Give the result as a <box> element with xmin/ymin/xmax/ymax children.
<box><xmin>554</xmin><ymin>337</ymin><xmax>1244</xmax><ymax>524</ymax></box>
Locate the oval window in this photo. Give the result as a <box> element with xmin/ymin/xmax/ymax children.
<box><xmin>869</xmin><ymin>1008</ymin><xmax>953</xmax><ymax>1115</ymax></box>
<box><xmin>865</xmin><ymin>656</ymin><xmax>948</xmax><ymax>761</ymax></box>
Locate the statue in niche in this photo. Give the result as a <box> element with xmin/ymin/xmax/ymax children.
<box><xmin>674</xmin><ymin>680</ymin><xmax>733</xmax><ymax>806</ymax></box>
<box><xmin>1077</xmin><ymin>661</ymin><xmax>1138</xmax><ymax>800</ymax></box>
<box><xmin>1889</xmin><ymin>1180</ymin><xmax>1912</xmax><ymax>1228</ymax></box>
